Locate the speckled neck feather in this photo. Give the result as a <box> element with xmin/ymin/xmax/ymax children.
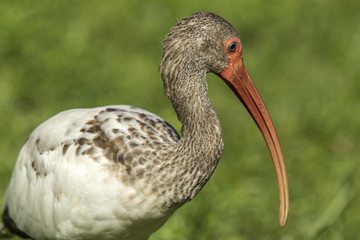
<box><xmin>158</xmin><ymin>12</ymin><xmax>239</xmax><ymax>203</ymax></box>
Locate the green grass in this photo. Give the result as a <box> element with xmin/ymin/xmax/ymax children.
<box><xmin>1</xmin><ymin>0</ymin><xmax>360</xmax><ymax>239</ymax></box>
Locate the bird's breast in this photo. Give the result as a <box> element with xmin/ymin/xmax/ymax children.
<box><xmin>4</xmin><ymin>105</ymin><xmax>182</xmax><ymax>239</ymax></box>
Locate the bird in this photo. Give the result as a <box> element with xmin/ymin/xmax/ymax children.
<box><xmin>0</xmin><ymin>12</ymin><xmax>289</xmax><ymax>240</ymax></box>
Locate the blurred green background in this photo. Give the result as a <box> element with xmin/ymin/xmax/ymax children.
<box><xmin>1</xmin><ymin>0</ymin><xmax>359</xmax><ymax>239</ymax></box>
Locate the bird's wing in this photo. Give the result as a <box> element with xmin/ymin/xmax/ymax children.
<box><xmin>2</xmin><ymin>105</ymin><xmax>179</xmax><ymax>239</ymax></box>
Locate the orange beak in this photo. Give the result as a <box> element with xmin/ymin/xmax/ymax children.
<box><xmin>218</xmin><ymin>42</ymin><xmax>289</xmax><ymax>227</ymax></box>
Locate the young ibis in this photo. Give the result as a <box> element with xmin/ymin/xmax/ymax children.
<box><xmin>1</xmin><ymin>12</ymin><xmax>288</xmax><ymax>240</ymax></box>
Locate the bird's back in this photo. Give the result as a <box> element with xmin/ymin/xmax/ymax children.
<box><xmin>2</xmin><ymin>105</ymin><xmax>180</xmax><ymax>240</ymax></box>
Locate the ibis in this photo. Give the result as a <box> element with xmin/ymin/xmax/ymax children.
<box><xmin>1</xmin><ymin>12</ymin><xmax>288</xmax><ymax>240</ymax></box>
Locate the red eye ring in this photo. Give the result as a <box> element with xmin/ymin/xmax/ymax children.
<box><xmin>225</xmin><ymin>38</ymin><xmax>241</xmax><ymax>54</ymax></box>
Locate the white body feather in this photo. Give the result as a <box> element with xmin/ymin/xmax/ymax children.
<box><xmin>2</xmin><ymin>105</ymin><xmax>180</xmax><ymax>240</ymax></box>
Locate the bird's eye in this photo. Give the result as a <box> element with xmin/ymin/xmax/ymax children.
<box><xmin>228</xmin><ymin>41</ymin><xmax>237</xmax><ymax>52</ymax></box>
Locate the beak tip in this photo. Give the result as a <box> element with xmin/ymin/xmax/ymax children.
<box><xmin>279</xmin><ymin>202</ymin><xmax>289</xmax><ymax>227</ymax></box>
<box><xmin>279</xmin><ymin>219</ymin><xmax>287</xmax><ymax>228</ymax></box>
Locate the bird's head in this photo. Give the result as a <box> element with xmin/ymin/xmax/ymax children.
<box><xmin>160</xmin><ymin>12</ymin><xmax>288</xmax><ymax>227</ymax></box>
<box><xmin>160</xmin><ymin>12</ymin><xmax>238</xmax><ymax>87</ymax></box>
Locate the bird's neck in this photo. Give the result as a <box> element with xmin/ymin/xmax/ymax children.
<box><xmin>165</xmin><ymin>69</ymin><xmax>224</xmax><ymax>204</ymax></box>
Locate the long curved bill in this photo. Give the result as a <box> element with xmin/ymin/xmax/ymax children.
<box><xmin>218</xmin><ymin>46</ymin><xmax>289</xmax><ymax>227</ymax></box>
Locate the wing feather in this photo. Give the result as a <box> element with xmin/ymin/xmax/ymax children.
<box><xmin>2</xmin><ymin>105</ymin><xmax>179</xmax><ymax>239</ymax></box>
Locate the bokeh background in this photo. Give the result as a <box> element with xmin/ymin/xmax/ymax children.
<box><xmin>1</xmin><ymin>0</ymin><xmax>359</xmax><ymax>239</ymax></box>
